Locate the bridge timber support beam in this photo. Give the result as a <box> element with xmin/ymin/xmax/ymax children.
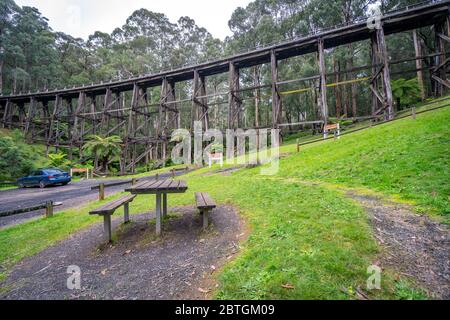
<box><xmin>432</xmin><ymin>19</ymin><xmax>450</xmax><ymax>96</ymax></box>
<box><xmin>370</xmin><ymin>26</ymin><xmax>394</xmax><ymax>120</ymax></box>
<box><xmin>47</xmin><ymin>95</ymin><xmax>62</xmax><ymax>148</ymax></box>
<box><xmin>413</xmin><ymin>29</ymin><xmax>427</xmax><ymax>101</ymax></box>
<box><xmin>228</xmin><ymin>62</ymin><xmax>241</xmax><ymax>129</ymax></box>
<box><xmin>317</xmin><ymin>39</ymin><xmax>329</xmax><ymax>127</ymax></box>
<box><xmin>192</xmin><ymin>70</ymin><xmax>209</xmax><ymax>131</ymax></box>
<box><xmin>1</xmin><ymin>100</ymin><xmax>11</xmax><ymax>129</ymax></box>
<box><xmin>271</xmin><ymin>50</ymin><xmax>282</xmax><ymax>129</ymax></box>
<box><xmin>24</xmin><ymin>97</ymin><xmax>35</xmax><ymax>137</ymax></box>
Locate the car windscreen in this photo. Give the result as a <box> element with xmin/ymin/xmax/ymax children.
<box><xmin>43</xmin><ymin>170</ymin><xmax>64</xmax><ymax>175</ymax></box>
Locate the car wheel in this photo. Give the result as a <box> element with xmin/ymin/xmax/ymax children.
<box><xmin>62</xmin><ymin>182</ymin><xmax>69</xmax><ymax>186</ymax></box>
<box><xmin>18</xmin><ymin>182</ymin><xmax>25</xmax><ymax>188</ymax></box>
<box><xmin>39</xmin><ymin>181</ymin><xmax>46</xmax><ymax>189</ymax></box>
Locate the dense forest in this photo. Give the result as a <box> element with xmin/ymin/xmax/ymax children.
<box><xmin>0</xmin><ymin>0</ymin><xmax>436</xmax><ymax>127</ymax></box>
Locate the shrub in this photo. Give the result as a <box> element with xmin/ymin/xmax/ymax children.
<box><xmin>0</xmin><ymin>136</ymin><xmax>34</xmax><ymax>181</ymax></box>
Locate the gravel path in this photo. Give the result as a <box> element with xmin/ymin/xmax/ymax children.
<box><xmin>348</xmin><ymin>191</ymin><xmax>450</xmax><ymax>299</ymax></box>
<box><xmin>0</xmin><ymin>206</ymin><xmax>245</xmax><ymax>300</ymax></box>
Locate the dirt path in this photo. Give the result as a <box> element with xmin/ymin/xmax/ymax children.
<box><xmin>0</xmin><ymin>206</ymin><xmax>245</xmax><ymax>300</ymax></box>
<box><xmin>347</xmin><ymin>191</ymin><xmax>450</xmax><ymax>299</ymax></box>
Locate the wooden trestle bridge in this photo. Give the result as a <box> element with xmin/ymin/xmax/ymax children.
<box><xmin>1</xmin><ymin>1</ymin><xmax>449</xmax><ymax>173</ymax></box>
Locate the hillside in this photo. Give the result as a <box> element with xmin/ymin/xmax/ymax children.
<box><xmin>1</xmin><ymin>97</ymin><xmax>448</xmax><ymax>299</ymax></box>
<box><xmin>0</xmin><ymin>129</ymin><xmax>49</xmax><ymax>184</ymax></box>
<box><xmin>278</xmin><ymin>99</ymin><xmax>450</xmax><ymax>218</ymax></box>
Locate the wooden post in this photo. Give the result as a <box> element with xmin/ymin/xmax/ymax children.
<box><xmin>103</xmin><ymin>214</ymin><xmax>112</xmax><ymax>243</ymax></box>
<box><xmin>132</xmin><ymin>178</ymin><xmax>137</xmax><ymax>185</ymax></box>
<box><xmin>413</xmin><ymin>30</ymin><xmax>426</xmax><ymax>101</ymax></box>
<box><xmin>155</xmin><ymin>193</ymin><xmax>162</xmax><ymax>236</ymax></box>
<box><xmin>296</xmin><ymin>139</ymin><xmax>300</xmax><ymax>153</ymax></box>
<box><xmin>45</xmin><ymin>201</ymin><xmax>53</xmax><ymax>218</ymax></box>
<box><xmin>155</xmin><ymin>173</ymin><xmax>159</xmax><ymax>181</ymax></box>
<box><xmin>202</xmin><ymin>209</ymin><xmax>209</xmax><ymax>230</ymax></box>
<box><xmin>124</xmin><ymin>202</ymin><xmax>130</xmax><ymax>224</ymax></box>
<box><xmin>171</xmin><ymin>169</ymin><xmax>175</xmax><ymax>179</ymax></box>
<box><xmin>99</xmin><ymin>183</ymin><xmax>105</xmax><ymax>201</ymax></box>
<box><xmin>412</xmin><ymin>107</ymin><xmax>416</xmax><ymax>120</ymax></box>
<box><xmin>318</xmin><ymin>39</ymin><xmax>329</xmax><ymax>126</ymax></box>
<box><xmin>163</xmin><ymin>193</ymin><xmax>167</xmax><ymax>218</ymax></box>
<box><xmin>271</xmin><ymin>49</ymin><xmax>282</xmax><ymax>128</ymax></box>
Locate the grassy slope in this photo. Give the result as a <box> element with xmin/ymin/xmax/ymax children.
<box><xmin>1</xmin><ymin>99</ymin><xmax>448</xmax><ymax>299</ymax></box>
<box><xmin>278</xmin><ymin>105</ymin><xmax>450</xmax><ymax>218</ymax></box>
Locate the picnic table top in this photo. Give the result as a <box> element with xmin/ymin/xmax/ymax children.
<box><xmin>125</xmin><ymin>179</ymin><xmax>188</xmax><ymax>194</ymax></box>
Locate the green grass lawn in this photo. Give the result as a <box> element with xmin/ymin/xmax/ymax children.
<box><xmin>0</xmin><ymin>98</ymin><xmax>448</xmax><ymax>299</ymax></box>
<box><xmin>277</xmin><ymin>104</ymin><xmax>450</xmax><ymax>219</ymax></box>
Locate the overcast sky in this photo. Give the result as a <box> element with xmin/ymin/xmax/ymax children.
<box><xmin>15</xmin><ymin>0</ymin><xmax>253</xmax><ymax>40</ymax></box>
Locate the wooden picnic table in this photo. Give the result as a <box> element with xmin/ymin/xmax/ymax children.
<box><xmin>125</xmin><ymin>179</ymin><xmax>188</xmax><ymax>236</ymax></box>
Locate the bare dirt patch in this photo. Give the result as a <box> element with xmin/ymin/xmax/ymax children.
<box><xmin>0</xmin><ymin>206</ymin><xmax>245</xmax><ymax>300</ymax></box>
<box><xmin>347</xmin><ymin>191</ymin><xmax>449</xmax><ymax>299</ymax></box>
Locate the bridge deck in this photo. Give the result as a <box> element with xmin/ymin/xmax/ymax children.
<box><xmin>0</xmin><ymin>0</ymin><xmax>449</xmax><ymax>104</ymax></box>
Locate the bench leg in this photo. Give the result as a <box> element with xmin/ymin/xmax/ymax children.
<box><xmin>124</xmin><ymin>203</ymin><xmax>130</xmax><ymax>224</ymax></box>
<box><xmin>103</xmin><ymin>214</ymin><xmax>112</xmax><ymax>243</ymax></box>
<box><xmin>163</xmin><ymin>193</ymin><xmax>167</xmax><ymax>218</ymax></box>
<box><xmin>156</xmin><ymin>193</ymin><xmax>162</xmax><ymax>236</ymax></box>
<box><xmin>202</xmin><ymin>209</ymin><xmax>210</xmax><ymax>230</ymax></box>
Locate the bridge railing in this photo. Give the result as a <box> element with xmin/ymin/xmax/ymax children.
<box><xmin>0</xmin><ymin>0</ymin><xmax>444</xmax><ymax>97</ymax></box>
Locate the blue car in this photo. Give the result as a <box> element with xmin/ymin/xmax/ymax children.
<box><xmin>18</xmin><ymin>169</ymin><xmax>71</xmax><ymax>189</ymax></box>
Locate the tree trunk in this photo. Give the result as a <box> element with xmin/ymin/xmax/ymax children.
<box><xmin>351</xmin><ymin>82</ymin><xmax>357</xmax><ymax>119</ymax></box>
<box><xmin>348</xmin><ymin>44</ymin><xmax>357</xmax><ymax>119</ymax></box>
<box><xmin>333</xmin><ymin>55</ymin><xmax>341</xmax><ymax>119</ymax></box>
<box><xmin>213</xmin><ymin>83</ymin><xmax>219</xmax><ymax>128</ymax></box>
<box><xmin>13</xmin><ymin>67</ymin><xmax>17</xmax><ymax>94</ymax></box>
<box><xmin>103</xmin><ymin>158</ymin><xmax>109</xmax><ymax>175</ymax></box>
<box><xmin>342</xmin><ymin>75</ymin><xmax>348</xmax><ymax>117</ymax></box>
<box><xmin>94</xmin><ymin>155</ymin><xmax>99</xmax><ymax>172</ymax></box>
<box><xmin>0</xmin><ymin>59</ymin><xmax>3</xmax><ymax>95</ymax></box>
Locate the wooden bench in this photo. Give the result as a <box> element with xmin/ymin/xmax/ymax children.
<box><xmin>195</xmin><ymin>192</ymin><xmax>216</xmax><ymax>230</ymax></box>
<box><xmin>89</xmin><ymin>194</ymin><xmax>137</xmax><ymax>242</ymax></box>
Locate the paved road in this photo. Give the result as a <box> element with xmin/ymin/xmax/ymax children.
<box><xmin>0</xmin><ymin>171</ymin><xmax>186</xmax><ymax>229</ymax></box>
